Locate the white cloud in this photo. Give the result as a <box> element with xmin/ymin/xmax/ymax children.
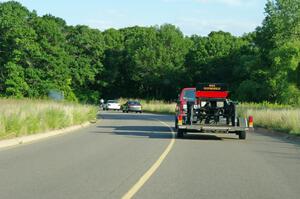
<box><xmin>195</xmin><ymin>0</ymin><xmax>243</xmax><ymax>6</ymax></box>
<box><xmin>174</xmin><ymin>17</ymin><xmax>259</xmax><ymax>36</ymax></box>
<box><xmin>85</xmin><ymin>9</ymin><xmax>127</xmax><ymax>31</ymax></box>
<box><xmin>163</xmin><ymin>0</ymin><xmax>259</xmax><ymax>7</ymax></box>
<box><xmin>86</xmin><ymin>20</ymin><xmax>120</xmax><ymax>30</ymax></box>
<box><xmin>86</xmin><ymin>16</ymin><xmax>260</xmax><ymax>36</ymax></box>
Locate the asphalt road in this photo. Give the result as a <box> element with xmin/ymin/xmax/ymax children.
<box><xmin>0</xmin><ymin>111</ymin><xmax>300</xmax><ymax>199</ymax></box>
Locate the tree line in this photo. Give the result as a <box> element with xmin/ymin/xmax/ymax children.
<box><xmin>0</xmin><ymin>0</ymin><xmax>300</xmax><ymax>104</ymax></box>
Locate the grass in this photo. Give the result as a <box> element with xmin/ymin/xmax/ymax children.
<box><xmin>0</xmin><ymin>99</ymin><xmax>98</xmax><ymax>140</ymax></box>
<box><xmin>238</xmin><ymin>103</ymin><xmax>300</xmax><ymax>135</ymax></box>
<box><xmin>118</xmin><ymin>99</ymin><xmax>300</xmax><ymax>135</ymax></box>
<box><xmin>139</xmin><ymin>99</ymin><xmax>176</xmax><ymax>114</ymax></box>
<box><xmin>5</xmin><ymin>97</ymin><xmax>298</xmax><ymax>140</ymax></box>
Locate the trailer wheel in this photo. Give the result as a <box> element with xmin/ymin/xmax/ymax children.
<box><xmin>238</xmin><ymin>131</ymin><xmax>246</xmax><ymax>140</ymax></box>
<box><xmin>177</xmin><ymin>129</ymin><xmax>184</xmax><ymax>138</ymax></box>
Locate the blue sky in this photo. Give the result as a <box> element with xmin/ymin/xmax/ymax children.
<box><xmin>2</xmin><ymin>0</ymin><xmax>267</xmax><ymax>36</ymax></box>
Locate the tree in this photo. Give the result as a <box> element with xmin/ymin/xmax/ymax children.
<box><xmin>1</xmin><ymin>0</ymin><xmax>300</xmax><ymax>104</ymax></box>
<box><xmin>66</xmin><ymin>25</ymin><xmax>105</xmax><ymax>103</ymax></box>
<box><xmin>4</xmin><ymin>62</ymin><xmax>29</xmax><ymax>97</ymax></box>
<box><xmin>255</xmin><ymin>0</ymin><xmax>300</xmax><ymax>104</ymax></box>
<box><xmin>0</xmin><ymin>1</ymin><xmax>38</xmax><ymax>97</ymax></box>
<box><xmin>31</xmin><ymin>14</ymin><xmax>75</xmax><ymax>100</ymax></box>
<box><xmin>185</xmin><ymin>31</ymin><xmax>246</xmax><ymax>91</ymax></box>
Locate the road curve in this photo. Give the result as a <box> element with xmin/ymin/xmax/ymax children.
<box><xmin>0</xmin><ymin>111</ymin><xmax>299</xmax><ymax>199</ymax></box>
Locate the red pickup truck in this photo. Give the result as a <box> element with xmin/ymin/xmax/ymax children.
<box><xmin>175</xmin><ymin>84</ymin><xmax>252</xmax><ymax>139</ymax></box>
<box><xmin>175</xmin><ymin>87</ymin><xmax>196</xmax><ymax>129</ymax></box>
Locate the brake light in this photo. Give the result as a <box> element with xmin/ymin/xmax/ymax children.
<box><xmin>178</xmin><ymin>115</ymin><xmax>183</xmax><ymax>125</ymax></box>
<box><xmin>248</xmin><ymin>116</ymin><xmax>254</xmax><ymax>128</ymax></box>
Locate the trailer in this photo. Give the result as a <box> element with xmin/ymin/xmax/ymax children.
<box><xmin>175</xmin><ymin>83</ymin><xmax>252</xmax><ymax>139</ymax></box>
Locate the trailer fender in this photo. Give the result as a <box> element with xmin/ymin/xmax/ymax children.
<box><xmin>238</xmin><ymin>117</ymin><xmax>248</xmax><ymax>128</ymax></box>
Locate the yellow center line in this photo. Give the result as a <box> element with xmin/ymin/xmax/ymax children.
<box><xmin>121</xmin><ymin>120</ymin><xmax>176</xmax><ymax>199</ymax></box>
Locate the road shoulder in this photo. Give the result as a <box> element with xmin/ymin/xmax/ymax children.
<box><xmin>255</xmin><ymin>127</ymin><xmax>300</xmax><ymax>143</ymax></box>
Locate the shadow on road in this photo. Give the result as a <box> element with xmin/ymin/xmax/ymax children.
<box><xmin>179</xmin><ymin>134</ymin><xmax>223</xmax><ymax>140</ymax></box>
<box><xmin>94</xmin><ymin>125</ymin><xmax>229</xmax><ymax>141</ymax></box>
<box><xmin>114</xmin><ymin>130</ymin><xmax>171</xmax><ymax>139</ymax></box>
<box><xmin>97</xmin><ymin>125</ymin><xmax>171</xmax><ymax>132</ymax></box>
<box><xmin>97</xmin><ymin>112</ymin><xmax>173</xmax><ymax>122</ymax></box>
<box><xmin>95</xmin><ymin>125</ymin><xmax>172</xmax><ymax>139</ymax></box>
<box><xmin>95</xmin><ymin>112</ymin><xmax>242</xmax><ymax>141</ymax></box>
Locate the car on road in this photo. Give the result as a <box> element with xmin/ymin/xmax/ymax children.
<box><xmin>103</xmin><ymin>100</ymin><xmax>121</xmax><ymax>111</ymax></box>
<box><xmin>122</xmin><ymin>100</ymin><xmax>142</xmax><ymax>113</ymax></box>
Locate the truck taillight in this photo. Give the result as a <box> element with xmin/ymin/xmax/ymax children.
<box><xmin>178</xmin><ymin>115</ymin><xmax>183</xmax><ymax>125</ymax></box>
<box><xmin>248</xmin><ymin>116</ymin><xmax>254</xmax><ymax>128</ymax></box>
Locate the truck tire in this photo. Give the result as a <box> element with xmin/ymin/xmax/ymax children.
<box><xmin>177</xmin><ymin>129</ymin><xmax>184</xmax><ymax>138</ymax></box>
<box><xmin>238</xmin><ymin>131</ymin><xmax>246</xmax><ymax>140</ymax></box>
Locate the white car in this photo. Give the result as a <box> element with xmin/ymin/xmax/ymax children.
<box><xmin>103</xmin><ymin>100</ymin><xmax>121</xmax><ymax>111</ymax></box>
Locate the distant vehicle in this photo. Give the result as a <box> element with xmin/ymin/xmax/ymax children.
<box><xmin>99</xmin><ymin>98</ymin><xmax>105</xmax><ymax>109</ymax></box>
<box><xmin>103</xmin><ymin>100</ymin><xmax>121</xmax><ymax>111</ymax></box>
<box><xmin>122</xmin><ymin>100</ymin><xmax>142</xmax><ymax>113</ymax></box>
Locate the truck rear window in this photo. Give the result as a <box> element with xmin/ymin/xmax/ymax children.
<box><xmin>183</xmin><ymin>89</ymin><xmax>195</xmax><ymax>101</ymax></box>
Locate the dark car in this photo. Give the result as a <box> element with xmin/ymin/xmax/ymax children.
<box><xmin>122</xmin><ymin>101</ymin><xmax>142</xmax><ymax>113</ymax></box>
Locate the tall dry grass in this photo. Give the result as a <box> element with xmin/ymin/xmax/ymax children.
<box><xmin>0</xmin><ymin>99</ymin><xmax>97</xmax><ymax>140</ymax></box>
<box><xmin>140</xmin><ymin>100</ymin><xmax>176</xmax><ymax>114</ymax></box>
<box><xmin>238</xmin><ymin>104</ymin><xmax>300</xmax><ymax>135</ymax></box>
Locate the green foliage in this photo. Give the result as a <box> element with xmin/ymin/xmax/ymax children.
<box><xmin>236</xmin><ymin>80</ymin><xmax>268</xmax><ymax>102</ymax></box>
<box><xmin>279</xmin><ymin>84</ymin><xmax>300</xmax><ymax>105</ymax></box>
<box><xmin>101</xmin><ymin>24</ymin><xmax>191</xmax><ymax>100</ymax></box>
<box><xmin>254</xmin><ymin>0</ymin><xmax>300</xmax><ymax>104</ymax></box>
<box><xmin>186</xmin><ymin>31</ymin><xmax>248</xmax><ymax>88</ymax></box>
<box><xmin>66</xmin><ymin>25</ymin><xmax>105</xmax><ymax>103</ymax></box>
<box><xmin>0</xmin><ymin>0</ymin><xmax>300</xmax><ymax>105</ymax></box>
<box><xmin>4</xmin><ymin>62</ymin><xmax>29</xmax><ymax>97</ymax></box>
